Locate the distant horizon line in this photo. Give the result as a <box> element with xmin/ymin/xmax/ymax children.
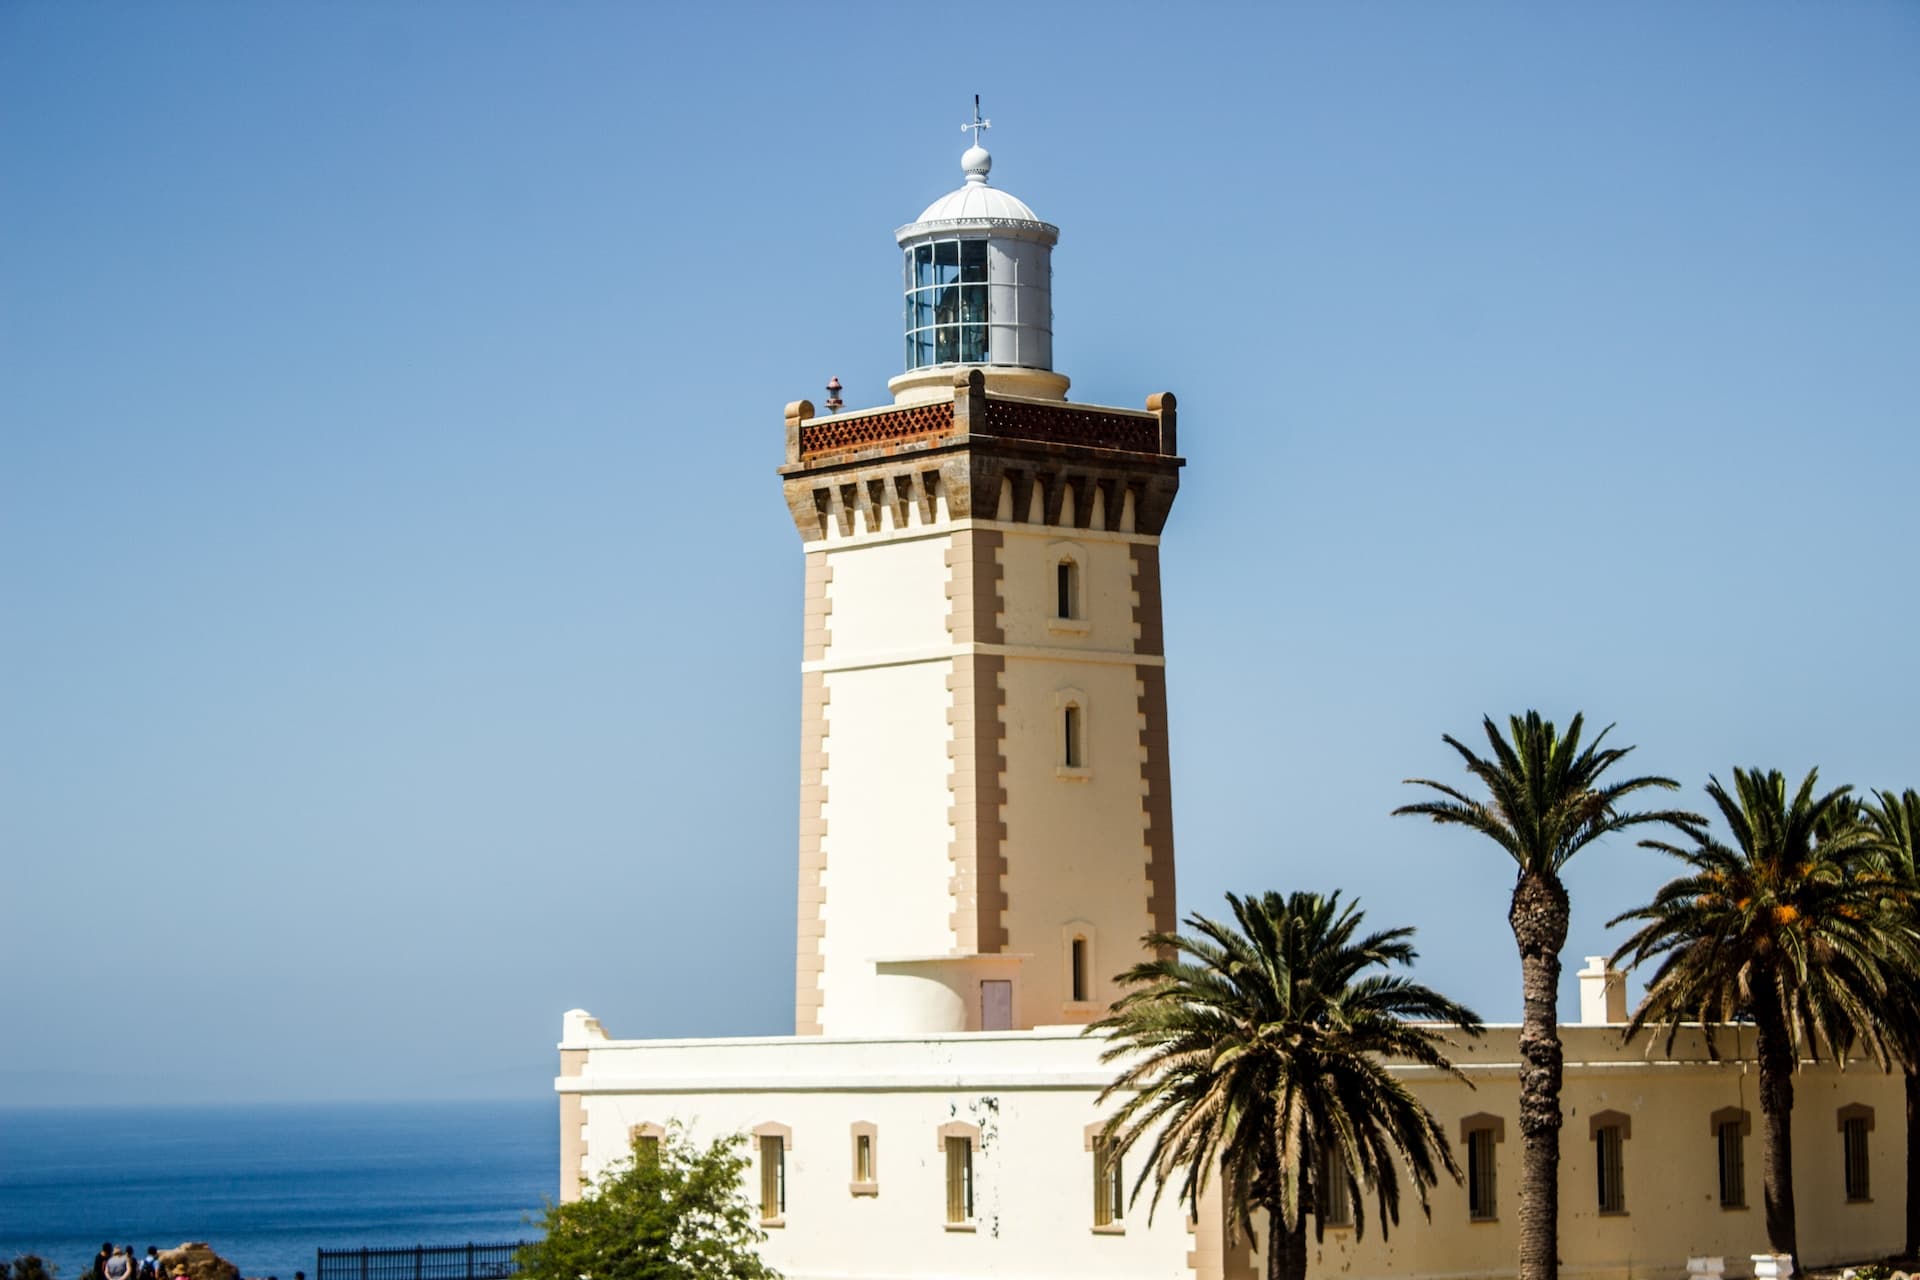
<box><xmin>0</xmin><ymin>1094</ymin><xmax>554</xmax><ymax>1111</ymax></box>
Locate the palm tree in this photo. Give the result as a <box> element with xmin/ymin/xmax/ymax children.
<box><xmin>1863</xmin><ymin>787</ymin><xmax>1920</xmax><ymax>1257</ymax></box>
<box><xmin>1090</xmin><ymin>890</ymin><xmax>1482</xmax><ymax>1280</ymax></box>
<box><xmin>1393</xmin><ymin>711</ymin><xmax>1696</xmax><ymax>1280</ymax></box>
<box><xmin>1610</xmin><ymin>768</ymin><xmax>1909</xmax><ymax>1260</ymax></box>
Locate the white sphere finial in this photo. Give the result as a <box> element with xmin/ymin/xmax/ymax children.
<box><xmin>960</xmin><ymin>95</ymin><xmax>992</xmax><ymax>184</ymax></box>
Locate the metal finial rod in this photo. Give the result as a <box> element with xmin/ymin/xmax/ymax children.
<box><xmin>961</xmin><ymin>94</ymin><xmax>991</xmax><ymax>146</ymax></box>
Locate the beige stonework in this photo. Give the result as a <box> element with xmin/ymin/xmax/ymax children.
<box><xmin>945</xmin><ymin>528</ymin><xmax>1009</xmax><ymax>957</ymax></box>
<box><xmin>945</xmin><ymin>528</ymin><xmax>1006</xmax><ymax>647</ymax></box>
<box><xmin>794</xmin><ymin>551</ymin><xmax>831</xmax><ymax>1034</ymax></box>
<box><xmin>1136</xmin><ymin>664</ymin><xmax>1178</xmax><ymax>940</ymax></box>
<box><xmin>778</xmin><ymin>372</ymin><xmax>1184</xmax><ymax>546</ymax></box>
<box><xmin>558</xmin><ymin>1046</ymin><xmax>586</xmax><ymax>1202</ymax></box>
<box><xmin>556</xmin><ymin>1008</ymin><xmax>606</xmax><ymax>1204</ymax></box>
<box><xmin>1130</xmin><ymin>542</ymin><xmax>1164</xmax><ymax>657</ymax></box>
<box><xmin>1188</xmin><ymin>1179</ymin><xmax>1259</xmax><ymax>1280</ymax></box>
<box><xmin>946</xmin><ymin>653</ymin><xmax>1008</xmax><ymax>955</ymax></box>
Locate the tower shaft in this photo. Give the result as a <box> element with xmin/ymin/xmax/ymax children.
<box><xmin>781</xmin><ymin>371</ymin><xmax>1182</xmax><ymax>1036</ymax></box>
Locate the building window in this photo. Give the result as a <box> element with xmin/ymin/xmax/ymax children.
<box><xmin>1046</xmin><ymin>542</ymin><xmax>1091</xmax><ymax>635</ymax></box>
<box><xmin>1091</xmin><ymin>1136</ymin><xmax>1124</xmax><ymax>1227</ymax></box>
<box><xmin>1591</xmin><ymin>1111</ymin><xmax>1630</xmax><ymax>1215</ymax></box>
<box><xmin>1071</xmin><ymin>937</ymin><xmax>1088</xmax><ymax>1003</ymax></box>
<box><xmin>1315</xmin><ymin>1146</ymin><xmax>1353</xmax><ymax>1229</ymax></box>
<box><xmin>1840</xmin><ymin>1104</ymin><xmax>1874</xmax><ymax>1202</ymax></box>
<box><xmin>1717</xmin><ymin>1122</ymin><xmax>1744</xmax><ymax>1208</ymax></box>
<box><xmin>1467</xmin><ymin>1129</ymin><xmax>1496</xmax><ymax>1220</ymax></box>
<box><xmin>629</xmin><ymin>1122</ymin><xmax>664</xmax><ymax>1166</ymax></box>
<box><xmin>850</xmin><ymin>1120</ymin><xmax>878</xmax><ymax>1195</ymax></box>
<box><xmin>1596</xmin><ymin>1127</ymin><xmax>1624</xmax><ymax>1213</ymax></box>
<box><xmin>752</xmin><ymin>1123</ymin><xmax>791</xmax><ymax>1223</ymax></box>
<box><xmin>1054</xmin><ymin>687</ymin><xmax>1090</xmax><ymax>777</ymax></box>
<box><xmin>1710</xmin><ymin>1107</ymin><xmax>1748</xmax><ymax>1210</ymax></box>
<box><xmin>938</xmin><ymin>1122</ymin><xmax>980</xmax><ymax>1226</ymax></box>
<box><xmin>1460</xmin><ymin>1114</ymin><xmax>1503</xmax><ymax>1222</ymax></box>
<box><xmin>760</xmin><ymin>1135</ymin><xmax>785</xmax><ymax>1219</ymax></box>
<box><xmin>946</xmin><ymin>1138</ymin><xmax>974</xmax><ymax>1222</ymax></box>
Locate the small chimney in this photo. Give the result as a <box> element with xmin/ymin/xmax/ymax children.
<box><xmin>825</xmin><ymin>376</ymin><xmax>843</xmax><ymax>413</ymax></box>
<box><xmin>1578</xmin><ymin>956</ymin><xmax>1628</xmax><ymax>1025</ymax></box>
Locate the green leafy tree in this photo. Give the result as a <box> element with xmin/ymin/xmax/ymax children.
<box><xmin>1863</xmin><ymin>786</ymin><xmax>1920</xmax><ymax>1257</ymax></box>
<box><xmin>1610</xmin><ymin>768</ymin><xmax>1910</xmax><ymax>1259</ymax></box>
<box><xmin>519</xmin><ymin>1125</ymin><xmax>778</xmax><ymax>1280</ymax></box>
<box><xmin>3</xmin><ymin>1257</ymin><xmax>56</xmax><ymax>1280</ymax></box>
<box><xmin>1394</xmin><ymin>711</ymin><xmax>1696</xmax><ymax>1280</ymax></box>
<box><xmin>1090</xmin><ymin>890</ymin><xmax>1483</xmax><ymax>1280</ymax></box>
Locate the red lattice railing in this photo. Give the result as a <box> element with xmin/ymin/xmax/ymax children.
<box><xmin>799</xmin><ymin>403</ymin><xmax>954</xmax><ymax>457</ymax></box>
<box><xmin>981</xmin><ymin>401</ymin><xmax>1161</xmax><ymax>454</ymax></box>
<box><xmin>798</xmin><ymin>396</ymin><xmax>1164</xmax><ymax>459</ymax></box>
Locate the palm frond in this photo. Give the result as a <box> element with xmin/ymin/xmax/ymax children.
<box><xmin>1395</xmin><ymin>710</ymin><xmax>1700</xmax><ymax>879</ymax></box>
<box><xmin>1089</xmin><ymin>889</ymin><xmax>1479</xmax><ymax>1247</ymax></box>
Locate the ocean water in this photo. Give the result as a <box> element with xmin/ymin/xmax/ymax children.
<box><xmin>0</xmin><ymin>1101</ymin><xmax>554</xmax><ymax>1280</ymax></box>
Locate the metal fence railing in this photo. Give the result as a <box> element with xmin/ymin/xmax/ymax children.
<box><xmin>316</xmin><ymin>1244</ymin><xmax>532</xmax><ymax>1280</ymax></box>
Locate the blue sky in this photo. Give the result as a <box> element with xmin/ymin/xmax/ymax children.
<box><xmin>4</xmin><ymin>2</ymin><xmax>1916</xmax><ymax>1105</ymax></box>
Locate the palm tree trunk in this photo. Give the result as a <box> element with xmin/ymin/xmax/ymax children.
<box><xmin>1753</xmin><ymin>991</ymin><xmax>1800</xmax><ymax>1259</ymax></box>
<box><xmin>1906</xmin><ymin>1068</ymin><xmax>1919</xmax><ymax>1258</ymax></box>
<box><xmin>1265</xmin><ymin>1202</ymin><xmax>1307</xmax><ymax>1280</ymax></box>
<box><xmin>1510</xmin><ymin>870</ymin><xmax>1568</xmax><ymax>1280</ymax></box>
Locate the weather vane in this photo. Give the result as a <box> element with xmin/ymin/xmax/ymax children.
<box><xmin>961</xmin><ymin>95</ymin><xmax>991</xmax><ymax>147</ymax></box>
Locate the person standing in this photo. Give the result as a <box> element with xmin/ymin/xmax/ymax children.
<box><xmin>102</xmin><ymin>1249</ymin><xmax>132</xmax><ymax>1280</ymax></box>
<box><xmin>91</xmin><ymin>1245</ymin><xmax>113</xmax><ymax>1280</ymax></box>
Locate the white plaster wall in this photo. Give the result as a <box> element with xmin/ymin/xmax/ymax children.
<box><xmin>813</xmin><ymin>530</ymin><xmax>967</xmax><ymax>1035</ymax></box>
<box><xmin>568</xmin><ymin>1029</ymin><xmax>1192</xmax><ymax>1280</ymax></box>
<box><xmin>825</xmin><ymin>535</ymin><xmax>955</xmax><ymax>661</ymax></box>
<box><xmin>1294</xmin><ymin>1027</ymin><xmax>1904</xmax><ymax>1278</ymax></box>
<box><xmin>561</xmin><ymin>1025</ymin><xmax>1908</xmax><ymax>1280</ymax></box>
<box><xmin>820</xmin><ymin>660</ymin><xmax>957</xmax><ymax>1035</ymax></box>
<box><xmin>870</xmin><ymin>957</ymin><xmax>1029</xmax><ymax>1034</ymax></box>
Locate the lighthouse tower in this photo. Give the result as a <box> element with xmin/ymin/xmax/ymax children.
<box><xmin>779</xmin><ymin>126</ymin><xmax>1184</xmax><ymax>1037</ymax></box>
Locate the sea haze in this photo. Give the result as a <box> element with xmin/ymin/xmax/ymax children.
<box><xmin>0</xmin><ymin>1100</ymin><xmax>554</xmax><ymax>1280</ymax></box>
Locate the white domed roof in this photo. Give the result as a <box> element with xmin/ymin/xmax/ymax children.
<box><xmin>913</xmin><ymin>181</ymin><xmax>1043</xmax><ymax>224</ymax></box>
<box><xmin>896</xmin><ymin>143</ymin><xmax>1057</xmax><ymax>243</ymax></box>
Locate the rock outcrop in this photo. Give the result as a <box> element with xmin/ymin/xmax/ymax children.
<box><xmin>158</xmin><ymin>1245</ymin><xmax>239</xmax><ymax>1280</ymax></box>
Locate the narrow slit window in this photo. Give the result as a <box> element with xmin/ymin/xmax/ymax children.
<box><xmin>1057</xmin><ymin>560</ymin><xmax>1077</xmax><ymax>619</ymax></box>
<box><xmin>1064</xmin><ymin>705</ymin><xmax>1082</xmax><ymax>768</ymax></box>
<box><xmin>1318</xmin><ymin>1147</ymin><xmax>1352</xmax><ymax>1228</ymax></box>
<box><xmin>636</xmin><ymin>1134</ymin><xmax>661</xmax><ymax>1165</ymax></box>
<box><xmin>1093</xmin><ymin>1138</ymin><xmax>1123</xmax><ymax>1226</ymax></box>
<box><xmin>855</xmin><ymin>1132</ymin><xmax>873</xmax><ymax>1184</ymax></box>
<box><xmin>1071</xmin><ymin>937</ymin><xmax>1088</xmax><ymax>1003</ymax></box>
<box><xmin>1595</xmin><ymin>1125</ymin><xmax>1625</xmax><ymax>1214</ymax></box>
<box><xmin>946</xmin><ymin>1136</ymin><xmax>973</xmax><ymax>1222</ymax></box>
<box><xmin>1467</xmin><ymin>1128</ymin><xmax>1497</xmax><ymax>1220</ymax></box>
<box><xmin>1844</xmin><ymin>1115</ymin><xmax>1871</xmax><ymax>1201</ymax></box>
<box><xmin>1717</xmin><ymin>1121</ymin><xmax>1745</xmax><ymax>1209</ymax></box>
<box><xmin>759</xmin><ymin>1135</ymin><xmax>785</xmax><ymax>1220</ymax></box>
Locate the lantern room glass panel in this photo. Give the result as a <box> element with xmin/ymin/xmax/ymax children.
<box><xmin>902</xmin><ymin>234</ymin><xmax>1053</xmax><ymax>372</ymax></box>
